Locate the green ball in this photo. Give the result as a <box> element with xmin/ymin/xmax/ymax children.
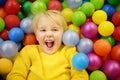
<box><xmin>71</xmin><ymin>11</ymin><xmax>86</xmax><ymax>26</ymax></box>
<box><xmin>17</xmin><ymin>11</ymin><xmax>26</xmax><ymax>20</ymax></box>
<box><xmin>62</xmin><ymin>0</ymin><xmax>69</xmax><ymax>9</ymax></box>
<box><xmin>17</xmin><ymin>0</ymin><xmax>26</xmax><ymax>4</ymax></box>
<box><xmin>80</xmin><ymin>2</ymin><xmax>95</xmax><ymax>16</ymax></box>
<box><xmin>90</xmin><ymin>70</ymin><xmax>107</xmax><ymax>80</ymax></box>
<box><xmin>90</xmin><ymin>0</ymin><xmax>104</xmax><ymax>10</ymax></box>
<box><xmin>22</xmin><ymin>1</ymin><xmax>32</xmax><ymax>14</ymax></box>
<box><xmin>31</xmin><ymin>1</ymin><xmax>47</xmax><ymax>15</ymax></box>
<box><xmin>115</xmin><ymin>4</ymin><xmax>120</xmax><ymax>11</ymax></box>
<box><xmin>0</xmin><ymin>18</ymin><xmax>5</xmax><ymax>32</ymax></box>
<box><xmin>108</xmin><ymin>0</ymin><xmax>120</xmax><ymax>6</ymax></box>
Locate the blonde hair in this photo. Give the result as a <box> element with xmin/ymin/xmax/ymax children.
<box><xmin>32</xmin><ymin>10</ymin><xmax>68</xmax><ymax>34</ymax></box>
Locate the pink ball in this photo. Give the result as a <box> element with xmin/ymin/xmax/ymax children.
<box><xmin>87</xmin><ymin>53</ymin><xmax>102</xmax><ymax>71</ymax></box>
<box><xmin>102</xmin><ymin>60</ymin><xmax>120</xmax><ymax>79</ymax></box>
<box><xmin>81</xmin><ymin>22</ymin><xmax>98</xmax><ymax>38</ymax></box>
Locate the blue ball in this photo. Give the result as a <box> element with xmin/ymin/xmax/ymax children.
<box><xmin>102</xmin><ymin>4</ymin><xmax>115</xmax><ymax>19</ymax></box>
<box><xmin>72</xmin><ymin>52</ymin><xmax>89</xmax><ymax>70</ymax></box>
<box><xmin>20</xmin><ymin>17</ymin><xmax>33</xmax><ymax>33</ymax></box>
<box><xmin>0</xmin><ymin>0</ymin><xmax>6</xmax><ymax>6</ymax></box>
<box><xmin>0</xmin><ymin>38</ymin><xmax>4</xmax><ymax>44</ymax></box>
<box><xmin>62</xmin><ymin>30</ymin><xmax>80</xmax><ymax>46</ymax></box>
<box><xmin>8</xmin><ymin>28</ymin><xmax>24</xmax><ymax>43</ymax></box>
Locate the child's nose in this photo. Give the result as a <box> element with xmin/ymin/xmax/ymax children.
<box><xmin>46</xmin><ymin>31</ymin><xmax>53</xmax><ymax>37</ymax></box>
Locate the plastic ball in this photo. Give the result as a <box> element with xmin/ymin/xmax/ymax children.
<box><xmin>92</xmin><ymin>10</ymin><xmax>107</xmax><ymax>24</ymax></box>
<box><xmin>61</xmin><ymin>8</ymin><xmax>74</xmax><ymax>22</ymax></box>
<box><xmin>4</xmin><ymin>0</ymin><xmax>21</xmax><ymax>14</ymax></box>
<box><xmin>93</xmin><ymin>39</ymin><xmax>111</xmax><ymax>56</ymax></box>
<box><xmin>98</xmin><ymin>21</ymin><xmax>115</xmax><ymax>36</ymax></box>
<box><xmin>116</xmin><ymin>4</ymin><xmax>120</xmax><ymax>11</ymax></box>
<box><xmin>81</xmin><ymin>22</ymin><xmax>98</xmax><ymax>38</ymax></box>
<box><xmin>112</xmin><ymin>11</ymin><xmax>120</xmax><ymax>26</ymax></box>
<box><xmin>90</xmin><ymin>70</ymin><xmax>107</xmax><ymax>80</ymax></box>
<box><xmin>80</xmin><ymin>2</ymin><xmax>95</xmax><ymax>16</ymax></box>
<box><xmin>48</xmin><ymin>0</ymin><xmax>62</xmax><ymax>11</ymax></box>
<box><xmin>0</xmin><ymin>8</ymin><xmax>7</xmax><ymax>18</ymax></box>
<box><xmin>71</xmin><ymin>11</ymin><xmax>86</xmax><ymax>26</ymax></box>
<box><xmin>0</xmin><ymin>38</ymin><xmax>4</xmax><ymax>44</ymax></box>
<box><xmin>0</xmin><ymin>0</ymin><xmax>6</xmax><ymax>6</ymax></box>
<box><xmin>102</xmin><ymin>4</ymin><xmax>115</xmax><ymax>19</ymax></box>
<box><xmin>102</xmin><ymin>60</ymin><xmax>120</xmax><ymax>79</ymax></box>
<box><xmin>17</xmin><ymin>11</ymin><xmax>26</xmax><ymax>20</ymax></box>
<box><xmin>4</xmin><ymin>15</ymin><xmax>20</xmax><ymax>30</ymax></box>
<box><xmin>22</xmin><ymin>33</ymin><xmax>37</xmax><ymax>46</ymax></box>
<box><xmin>0</xmin><ymin>58</ymin><xmax>12</xmax><ymax>74</ymax></box>
<box><xmin>8</xmin><ymin>28</ymin><xmax>24</xmax><ymax>43</ymax></box>
<box><xmin>31</xmin><ymin>1</ymin><xmax>47</xmax><ymax>15</ymax></box>
<box><xmin>107</xmin><ymin>0</ymin><xmax>120</xmax><ymax>6</ymax></box>
<box><xmin>110</xmin><ymin>45</ymin><xmax>120</xmax><ymax>62</ymax></box>
<box><xmin>20</xmin><ymin>17</ymin><xmax>33</xmax><ymax>33</ymax></box>
<box><xmin>62</xmin><ymin>30</ymin><xmax>80</xmax><ymax>47</ymax></box>
<box><xmin>0</xmin><ymin>40</ymin><xmax>18</xmax><ymax>58</ymax></box>
<box><xmin>66</xmin><ymin>0</ymin><xmax>82</xmax><ymax>9</ymax></box>
<box><xmin>0</xmin><ymin>29</ymin><xmax>9</xmax><ymax>40</ymax></box>
<box><xmin>90</xmin><ymin>0</ymin><xmax>104</xmax><ymax>10</ymax></box>
<box><xmin>77</xmin><ymin>38</ymin><xmax>93</xmax><ymax>54</ymax></box>
<box><xmin>0</xmin><ymin>18</ymin><xmax>5</xmax><ymax>32</ymax></box>
<box><xmin>17</xmin><ymin>0</ymin><xmax>26</xmax><ymax>4</ymax></box>
<box><xmin>87</xmin><ymin>53</ymin><xmax>102</xmax><ymax>71</ymax></box>
<box><xmin>22</xmin><ymin>1</ymin><xmax>32</xmax><ymax>14</ymax></box>
<box><xmin>112</xmin><ymin>26</ymin><xmax>120</xmax><ymax>41</ymax></box>
<box><xmin>72</xmin><ymin>52</ymin><xmax>89</xmax><ymax>70</ymax></box>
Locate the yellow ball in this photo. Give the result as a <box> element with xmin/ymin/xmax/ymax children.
<box><xmin>92</xmin><ymin>10</ymin><xmax>107</xmax><ymax>24</ymax></box>
<box><xmin>61</xmin><ymin>8</ymin><xmax>74</xmax><ymax>22</ymax></box>
<box><xmin>0</xmin><ymin>58</ymin><xmax>13</xmax><ymax>74</ymax></box>
<box><xmin>98</xmin><ymin>21</ymin><xmax>115</xmax><ymax>36</ymax></box>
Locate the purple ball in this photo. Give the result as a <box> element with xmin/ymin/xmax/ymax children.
<box><xmin>87</xmin><ymin>53</ymin><xmax>102</xmax><ymax>71</ymax></box>
<box><xmin>81</xmin><ymin>22</ymin><xmax>98</xmax><ymax>38</ymax></box>
<box><xmin>102</xmin><ymin>60</ymin><xmax>120</xmax><ymax>79</ymax></box>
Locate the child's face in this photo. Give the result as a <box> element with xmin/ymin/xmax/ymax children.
<box><xmin>36</xmin><ymin>16</ymin><xmax>64</xmax><ymax>54</ymax></box>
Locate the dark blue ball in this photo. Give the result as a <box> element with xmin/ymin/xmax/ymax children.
<box><xmin>0</xmin><ymin>0</ymin><xmax>6</xmax><ymax>6</ymax></box>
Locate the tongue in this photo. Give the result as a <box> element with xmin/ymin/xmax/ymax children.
<box><xmin>46</xmin><ymin>42</ymin><xmax>54</xmax><ymax>48</ymax></box>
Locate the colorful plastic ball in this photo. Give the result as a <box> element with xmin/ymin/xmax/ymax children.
<box><xmin>107</xmin><ymin>0</ymin><xmax>120</xmax><ymax>6</ymax></box>
<box><xmin>61</xmin><ymin>8</ymin><xmax>74</xmax><ymax>22</ymax></box>
<box><xmin>93</xmin><ymin>39</ymin><xmax>111</xmax><ymax>56</ymax></box>
<box><xmin>115</xmin><ymin>4</ymin><xmax>120</xmax><ymax>11</ymax></box>
<box><xmin>80</xmin><ymin>2</ymin><xmax>95</xmax><ymax>16</ymax></box>
<box><xmin>66</xmin><ymin>0</ymin><xmax>82</xmax><ymax>9</ymax></box>
<box><xmin>4</xmin><ymin>0</ymin><xmax>21</xmax><ymax>15</ymax></box>
<box><xmin>62</xmin><ymin>30</ymin><xmax>80</xmax><ymax>47</ymax></box>
<box><xmin>4</xmin><ymin>15</ymin><xmax>20</xmax><ymax>30</ymax></box>
<box><xmin>31</xmin><ymin>1</ymin><xmax>47</xmax><ymax>15</ymax></box>
<box><xmin>17</xmin><ymin>0</ymin><xmax>26</xmax><ymax>4</ymax></box>
<box><xmin>112</xmin><ymin>11</ymin><xmax>120</xmax><ymax>26</ymax></box>
<box><xmin>48</xmin><ymin>0</ymin><xmax>62</xmax><ymax>11</ymax></box>
<box><xmin>72</xmin><ymin>52</ymin><xmax>89</xmax><ymax>70</ymax></box>
<box><xmin>98</xmin><ymin>21</ymin><xmax>115</xmax><ymax>36</ymax></box>
<box><xmin>0</xmin><ymin>40</ymin><xmax>18</xmax><ymax>58</ymax></box>
<box><xmin>71</xmin><ymin>11</ymin><xmax>86</xmax><ymax>26</ymax></box>
<box><xmin>20</xmin><ymin>17</ymin><xmax>33</xmax><ymax>33</ymax></box>
<box><xmin>0</xmin><ymin>18</ymin><xmax>5</xmax><ymax>32</ymax></box>
<box><xmin>102</xmin><ymin>60</ymin><xmax>120</xmax><ymax>79</ymax></box>
<box><xmin>110</xmin><ymin>45</ymin><xmax>120</xmax><ymax>62</ymax></box>
<box><xmin>0</xmin><ymin>38</ymin><xmax>4</xmax><ymax>44</ymax></box>
<box><xmin>62</xmin><ymin>0</ymin><xmax>69</xmax><ymax>9</ymax></box>
<box><xmin>0</xmin><ymin>8</ymin><xmax>7</xmax><ymax>18</ymax></box>
<box><xmin>22</xmin><ymin>1</ymin><xmax>32</xmax><ymax>14</ymax></box>
<box><xmin>17</xmin><ymin>11</ymin><xmax>26</xmax><ymax>20</ymax></box>
<box><xmin>22</xmin><ymin>33</ymin><xmax>37</xmax><ymax>46</ymax></box>
<box><xmin>0</xmin><ymin>29</ymin><xmax>9</xmax><ymax>40</ymax></box>
<box><xmin>81</xmin><ymin>22</ymin><xmax>98</xmax><ymax>38</ymax></box>
<box><xmin>77</xmin><ymin>38</ymin><xmax>93</xmax><ymax>54</ymax></box>
<box><xmin>90</xmin><ymin>0</ymin><xmax>104</xmax><ymax>10</ymax></box>
<box><xmin>0</xmin><ymin>0</ymin><xmax>6</xmax><ymax>6</ymax></box>
<box><xmin>90</xmin><ymin>70</ymin><xmax>107</xmax><ymax>80</ymax></box>
<box><xmin>0</xmin><ymin>58</ymin><xmax>12</xmax><ymax>74</ymax></box>
<box><xmin>102</xmin><ymin>4</ymin><xmax>115</xmax><ymax>19</ymax></box>
<box><xmin>92</xmin><ymin>10</ymin><xmax>107</xmax><ymax>24</ymax></box>
<box><xmin>112</xmin><ymin>26</ymin><xmax>120</xmax><ymax>41</ymax></box>
<box><xmin>87</xmin><ymin>53</ymin><xmax>102</xmax><ymax>71</ymax></box>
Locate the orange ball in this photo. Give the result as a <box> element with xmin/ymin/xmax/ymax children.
<box><xmin>93</xmin><ymin>39</ymin><xmax>111</xmax><ymax>56</ymax></box>
<box><xmin>0</xmin><ymin>8</ymin><xmax>7</xmax><ymax>18</ymax></box>
<box><xmin>22</xmin><ymin>33</ymin><xmax>37</xmax><ymax>46</ymax></box>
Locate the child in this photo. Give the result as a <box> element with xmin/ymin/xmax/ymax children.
<box><xmin>6</xmin><ymin>10</ymin><xmax>89</xmax><ymax>80</ymax></box>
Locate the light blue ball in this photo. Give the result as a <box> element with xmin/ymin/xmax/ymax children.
<box><xmin>77</xmin><ymin>38</ymin><xmax>93</xmax><ymax>54</ymax></box>
<box><xmin>8</xmin><ymin>27</ymin><xmax>24</xmax><ymax>43</ymax></box>
<box><xmin>0</xmin><ymin>38</ymin><xmax>4</xmax><ymax>44</ymax></box>
<box><xmin>62</xmin><ymin>30</ymin><xmax>80</xmax><ymax>46</ymax></box>
<box><xmin>0</xmin><ymin>40</ymin><xmax>18</xmax><ymax>58</ymax></box>
<box><xmin>20</xmin><ymin>17</ymin><xmax>33</xmax><ymax>33</ymax></box>
<box><xmin>72</xmin><ymin>52</ymin><xmax>89</xmax><ymax>70</ymax></box>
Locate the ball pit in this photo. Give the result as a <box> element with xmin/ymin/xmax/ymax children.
<box><xmin>0</xmin><ymin>0</ymin><xmax>120</xmax><ymax>80</ymax></box>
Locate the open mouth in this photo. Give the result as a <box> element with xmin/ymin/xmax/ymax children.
<box><xmin>45</xmin><ymin>41</ymin><xmax>54</xmax><ymax>48</ymax></box>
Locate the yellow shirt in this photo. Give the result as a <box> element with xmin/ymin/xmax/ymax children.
<box><xmin>6</xmin><ymin>45</ymin><xmax>89</xmax><ymax>80</ymax></box>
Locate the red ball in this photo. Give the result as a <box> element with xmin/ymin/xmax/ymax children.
<box><xmin>4</xmin><ymin>0</ymin><xmax>21</xmax><ymax>15</ymax></box>
<box><xmin>112</xmin><ymin>11</ymin><xmax>120</xmax><ymax>26</ymax></box>
<box><xmin>47</xmin><ymin>0</ymin><xmax>62</xmax><ymax>11</ymax></box>
<box><xmin>0</xmin><ymin>29</ymin><xmax>9</xmax><ymax>40</ymax></box>
<box><xmin>112</xmin><ymin>26</ymin><xmax>120</xmax><ymax>41</ymax></box>
<box><xmin>110</xmin><ymin>45</ymin><xmax>120</xmax><ymax>62</ymax></box>
<box><xmin>22</xmin><ymin>33</ymin><xmax>37</xmax><ymax>46</ymax></box>
<box><xmin>4</xmin><ymin>15</ymin><xmax>20</xmax><ymax>30</ymax></box>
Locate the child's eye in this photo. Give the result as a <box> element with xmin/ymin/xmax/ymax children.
<box><xmin>40</xmin><ymin>29</ymin><xmax>46</xmax><ymax>32</ymax></box>
<box><xmin>52</xmin><ymin>29</ymin><xmax>58</xmax><ymax>31</ymax></box>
